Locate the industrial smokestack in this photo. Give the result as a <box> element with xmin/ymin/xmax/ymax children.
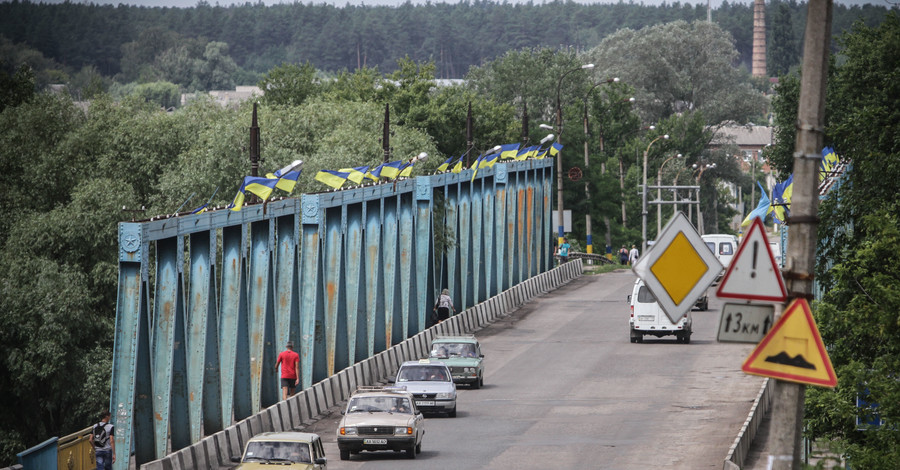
<box><xmin>752</xmin><ymin>0</ymin><xmax>767</xmax><ymax>78</ymax></box>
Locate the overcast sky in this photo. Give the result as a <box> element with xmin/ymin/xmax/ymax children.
<box><xmin>29</xmin><ymin>0</ymin><xmax>891</xmax><ymax>9</ymax></box>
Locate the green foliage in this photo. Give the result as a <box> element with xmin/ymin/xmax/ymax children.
<box><xmin>133</xmin><ymin>81</ymin><xmax>181</xmax><ymax>109</ymax></box>
<box><xmin>585</xmin><ymin>20</ymin><xmax>767</xmax><ymax>125</ymax></box>
<box><xmin>259</xmin><ymin>62</ymin><xmax>318</xmax><ymax>107</ymax></box>
<box><xmin>0</xmin><ymin>63</ymin><xmax>36</xmax><ymax>113</ymax></box>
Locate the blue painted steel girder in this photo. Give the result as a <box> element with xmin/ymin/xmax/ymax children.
<box><xmin>110</xmin><ymin>160</ymin><xmax>553</xmax><ymax>469</ymax></box>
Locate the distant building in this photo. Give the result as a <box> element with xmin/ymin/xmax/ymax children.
<box><xmin>182</xmin><ymin>85</ymin><xmax>264</xmax><ymax>108</ymax></box>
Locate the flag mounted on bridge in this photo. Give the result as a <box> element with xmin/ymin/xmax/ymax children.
<box><xmin>315</xmin><ymin>169</ymin><xmax>351</xmax><ymax>189</ymax></box>
<box><xmin>230</xmin><ymin>176</ymin><xmax>279</xmax><ymax>211</ymax></box>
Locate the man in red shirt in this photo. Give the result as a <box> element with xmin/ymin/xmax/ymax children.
<box><xmin>275</xmin><ymin>341</ymin><xmax>300</xmax><ymax>400</ymax></box>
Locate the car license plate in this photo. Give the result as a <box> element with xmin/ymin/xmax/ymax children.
<box><xmin>415</xmin><ymin>400</ymin><xmax>434</xmax><ymax>406</ymax></box>
<box><xmin>363</xmin><ymin>439</ymin><xmax>387</xmax><ymax>445</ymax></box>
<box><xmin>638</xmin><ymin>315</ymin><xmax>655</xmax><ymax>321</ymax></box>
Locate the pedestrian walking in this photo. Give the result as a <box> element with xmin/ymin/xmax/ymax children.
<box><xmin>629</xmin><ymin>244</ymin><xmax>640</xmax><ymax>265</ymax></box>
<box><xmin>275</xmin><ymin>341</ymin><xmax>300</xmax><ymax>400</ymax></box>
<box><xmin>90</xmin><ymin>410</ymin><xmax>115</xmax><ymax>470</ymax></box>
<box><xmin>433</xmin><ymin>289</ymin><xmax>456</xmax><ymax>324</ymax></box>
<box><xmin>558</xmin><ymin>237</ymin><xmax>570</xmax><ymax>264</ymax></box>
<box><xmin>618</xmin><ymin>245</ymin><xmax>629</xmax><ymax>265</ymax></box>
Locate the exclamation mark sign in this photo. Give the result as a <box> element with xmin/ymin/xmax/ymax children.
<box><xmin>751</xmin><ymin>241</ymin><xmax>758</xmax><ymax>279</ymax></box>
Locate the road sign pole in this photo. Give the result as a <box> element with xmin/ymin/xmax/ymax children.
<box><xmin>767</xmin><ymin>1</ymin><xmax>832</xmax><ymax>468</ymax></box>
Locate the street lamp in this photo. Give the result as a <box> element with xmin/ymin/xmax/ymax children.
<box><xmin>582</xmin><ymin>77</ymin><xmax>619</xmax><ymax>255</ymax></box>
<box><xmin>642</xmin><ymin>133</ymin><xmax>669</xmax><ymax>254</ymax></box>
<box><xmin>692</xmin><ymin>162</ymin><xmax>716</xmax><ymax>234</ymax></box>
<box><xmin>657</xmin><ymin>153</ymin><xmax>682</xmax><ymax>234</ymax></box>
<box><xmin>554</xmin><ymin>63</ymin><xmax>594</xmax><ymax>247</ymax></box>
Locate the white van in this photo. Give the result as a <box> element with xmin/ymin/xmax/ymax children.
<box><xmin>701</xmin><ymin>234</ymin><xmax>738</xmax><ymax>275</ymax></box>
<box><xmin>628</xmin><ymin>279</ymin><xmax>692</xmax><ymax>343</ymax></box>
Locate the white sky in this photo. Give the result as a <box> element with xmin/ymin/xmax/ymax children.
<box><xmin>29</xmin><ymin>0</ymin><xmax>890</xmax><ymax>9</ymax></box>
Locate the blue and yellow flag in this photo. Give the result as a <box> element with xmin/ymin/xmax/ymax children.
<box><xmin>483</xmin><ymin>151</ymin><xmax>501</xmax><ymax>168</ymax></box>
<box><xmin>549</xmin><ymin>142</ymin><xmax>563</xmax><ymax>157</ymax></box>
<box><xmin>339</xmin><ymin>166</ymin><xmax>370</xmax><ymax>185</ymax></box>
<box><xmin>820</xmin><ymin>147</ymin><xmax>840</xmax><ymax>181</ymax></box>
<box><xmin>741</xmin><ymin>181</ymin><xmax>770</xmax><ymax>227</ymax></box>
<box><xmin>516</xmin><ymin>145</ymin><xmax>539</xmax><ymax>161</ymax></box>
<box><xmin>499</xmin><ymin>144</ymin><xmax>520</xmax><ymax>160</ymax></box>
<box><xmin>436</xmin><ymin>155</ymin><xmax>457</xmax><ymax>172</ymax></box>
<box><xmin>266</xmin><ymin>160</ymin><xmax>304</xmax><ymax>193</ymax></box>
<box><xmin>451</xmin><ymin>159</ymin><xmax>464</xmax><ymax>173</ymax></box>
<box><xmin>379</xmin><ymin>161</ymin><xmax>404</xmax><ymax>180</ymax></box>
<box><xmin>771</xmin><ymin>174</ymin><xmax>793</xmax><ymax>224</ymax></box>
<box><xmin>399</xmin><ymin>162</ymin><xmax>415</xmax><ymax>178</ymax></box>
<box><xmin>230</xmin><ymin>176</ymin><xmax>279</xmax><ymax>211</ymax></box>
<box><xmin>315</xmin><ymin>169</ymin><xmax>350</xmax><ymax>189</ymax></box>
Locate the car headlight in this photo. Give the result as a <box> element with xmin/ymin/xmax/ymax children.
<box><xmin>340</xmin><ymin>426</ymin><xmax>357</xmax><ymax>436</ymax></box>
<box><xmin>436</xmin><ymin>392</ymin><xmax>454</xmax><ymax>399</ymax></box>
<box><xmin>394</xmin><ymin>426</ymin><xmax>413</xmax><ymax>435</ymax></box>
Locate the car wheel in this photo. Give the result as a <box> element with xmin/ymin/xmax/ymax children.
<box><xmin>636</xmin><ymin>334</ymin><xmax>643</xmax><ymax>343</ymax></box>
<box><xmin>684</xmin><ymin>333</ymin><xmax>692</xmax><ymax>344</ymax></box>
<box><xmin>448</xmin><ymin>406</ymin><xmax>457</xmax><ymax>418</ymax></box>
<box><xmin>416</xmin><ymin>441</ymin><xmax>422</xmax><ymax>454</ymax></box>
<box><xmin>472</xmin><ymin>376</ymin><xmax>481</xmax><ymax>389</ymax></box>
<box><xmin>340</xmin><ymin>449</ymin><xmax>350</xmax><ymax>461</ymax></box>
<box><xmin>406</xmin><ymin>443</ymin><xmax>417</xmax><ymax>459</ymax></box>
<box><xmin>479</xmin><ymin>376</ymin><xmax>484</xmax><ymax>388</ymax></box>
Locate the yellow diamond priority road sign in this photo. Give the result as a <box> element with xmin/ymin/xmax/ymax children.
<box><xmin>632</xmin><ymin>212</ymin><xmax>722</xmax><ymax>324</ymax></box>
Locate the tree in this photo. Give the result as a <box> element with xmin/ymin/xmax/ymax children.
<box><xmin>768</xmin><ymin>1</ymin><xmax>799</xmax><ymax>77</ymax></box>
<box><xmin>258</xmin><ymin>62</ymin><xmax>319</xmax><ymax>107</ymax></box>
<box><xmin>804</xmin><ymin>13</ymin><xmax>900</xmax><ymax>467</ymax></box>
<box><xmin>584</xmin><ymin>20</ymin><xmax>768</xmax><ymax>125</ymax></box>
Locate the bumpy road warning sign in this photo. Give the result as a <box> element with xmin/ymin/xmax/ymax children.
<box><xmin>741</xmin><ymin>298</ymin><xmax>836</xmax><ymax>387</ymax></box>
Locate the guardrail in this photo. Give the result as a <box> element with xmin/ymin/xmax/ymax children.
<box><xmin>137</xmin><ymin>259</ymin><xmax>583</xmax><ymax>470</ymax></box>
<box><xmin>723</xmin><ymin>378</ymin><xmax>774</xmax><ymax>470</ymax></box>
<box><xmin>568</xmin><ymin>252</ymin><xmax>615</xmax><ymax>264</ymax></box>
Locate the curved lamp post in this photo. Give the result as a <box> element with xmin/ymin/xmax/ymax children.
<box><xmin>553</xmin><ymin>63</ymin><xmax>594</xmax><ymax>247</ymax></box>
<box><xmin>657</xmin><ymin>153</ymin><xmax>682</xmax><ymax>234</ymax></box>
<box><xmin>642</xmin><ymin>133</ymin><xmax>669</xmax><ymax>253</ymax></box>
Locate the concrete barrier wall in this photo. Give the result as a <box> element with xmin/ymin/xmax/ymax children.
<box><xmin>723</xmin><ymin>378</ymin><xmax>774</xmax><ymax>470</ymax></box>
<box><xmin>140</xmin><ymin>260</ymin><xmax>583</xmax><ymax>469</ymax></box>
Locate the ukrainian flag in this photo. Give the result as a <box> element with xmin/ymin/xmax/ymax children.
<box><xmin>820</xmin><ymin>147</ymin><xmax>840</xmax><ymax>181</ymax></box>
<box><xmin>499</xmin><ymin>144</ymin><xmax>520</xmax><ymax>160</ymax></box>
<box><xmin>451</xmin><ymin>159</ymin><xmax>464</xmax><ymax>173</ymax></box>
<box><xmin>315</xmin><ymin>169</ymin><xmax>350</xmax><ymax>189</ymax></box>
<box><xmin>549</xmin><ymin>142</ymin><xmax>563</xmax><ymax>157</ymax></box>
<box><xmin>741</xmin><ymin>182</ymin><xmax>770</xmax><ymax>227</ymax></box>
<box><xmin>379</xmin><ymin>161</ymin><xmax>404</xmax><ymax>180</ymax></box>
<box><xmin>365</xmin><ymin>164</ymin><xmax>384</xmax><ymax>181</ymax></box>
<box><xmin>516</xmin><ymin>146</ymin><xmax>539</xmax><ymax>160</ymax></box>
<box><xmin>339</xmin><ymin>166</ymin><xmax>370</xmax><ymax>185</ymax></box>
<box><xmin>230</xmin><ymin>176</ymin><xmax>279</xmax><ymax>211</ymax></box>
<box><xmin>399</xmin><ymin>162</ymin><xmax>414</xmax><ymax>178</ymax></box>
<box><xmin>771</xmin><ymin>174</ymin><xmax>793</xmax><ymax>224</ymax></box>
<box><xmin>437</xmin><ymin>155</ymin><xmax>457</xmax><ymax>172</ymax></box>
<box><xmin>483</xmin><ymin>151</ymin><xmax>501</xmax><ymax>168</ymax></box>
<box><xmin>266</xmin><ymin>160</ymin><xmax>304</xmax><ymax>192</ymax></box>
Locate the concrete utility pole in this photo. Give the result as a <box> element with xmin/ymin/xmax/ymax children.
<box><xmin>766</xmin><ymin>0</ymin><xmax>832</xmax><ymax>468</ymax></box>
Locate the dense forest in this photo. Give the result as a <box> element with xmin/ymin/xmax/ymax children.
<box><xmin>0</xmin><ymin>0</ymin><xmax>891</xmax><ymax>94</ymax></box>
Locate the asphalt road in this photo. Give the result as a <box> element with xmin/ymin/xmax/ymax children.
<box><xmin>299</xmin><ymin>269</ymin><xmax>765</xmax><ymax>469</ymax></box>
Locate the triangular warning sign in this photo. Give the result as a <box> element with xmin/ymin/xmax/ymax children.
<box><xmin>717</xmin><ymin>217</ymin><xmax>787</xmax><ymax>302</ymax></box>
<box><xmin>742</xmin><ymin>298</ymin><xmax>837</xmax><ymax>388</ymax></box>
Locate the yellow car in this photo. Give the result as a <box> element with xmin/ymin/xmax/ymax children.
<box><xmin>232</xmin><ymin>431</ymin><xmax>327</xmax><ymax>469</ymax></box>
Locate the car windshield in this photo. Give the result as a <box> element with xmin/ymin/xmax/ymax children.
<box><xmin>430</xmin><ymin>343</ymin><xmax>476</xmax><ymax>358</ymax></box>
<box><xmin>243</xmin><ymin>441</ymin><xmax>311</xmax><ymax>463</ymax></box>
<box><xmin>397</xmin><ymin>365</ymin><xmax>449</xmax><ymax>382</ymax></box>
<box><xmin>347</xmin><ymin>396</ymin><xmax>412</xmax><ymax>414</ymax></box>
